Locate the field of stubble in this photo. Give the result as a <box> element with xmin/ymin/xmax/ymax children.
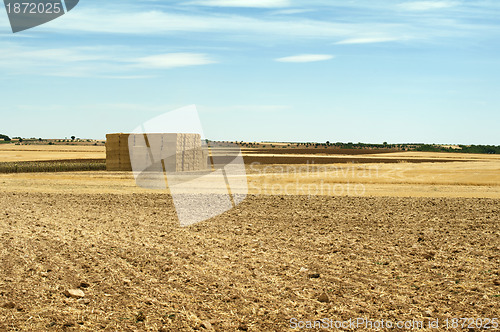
<box><xmin>1</xmin><ymin>192</ymin><xmax>499</xmax><ymax>331</ymax></box>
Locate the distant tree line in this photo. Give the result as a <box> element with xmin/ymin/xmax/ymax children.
<box><xmin>0</xmin><ymin>134</ymin><xmax>11</xmax><ymax>141</ymax></box>
<box><xmin>236</xmin><ymin>140</ymin><xmax>500</xmax><ymax>155</ymax></box>
<box><xmin>415</xmin><ymin>144</ymin><xmax>500</xmax><ymax>154</ymax></box>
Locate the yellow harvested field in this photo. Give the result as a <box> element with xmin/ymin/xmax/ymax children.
<box><xmin>0</xmin><ymin>144</ymin><xmax>105</xmax><ymax>162</ymax></box>
<box><xmin>1</xmin><ymin>145</ymin><xmax>500</xmax><ymax>198</ymax></box>
<box><xmin>1</xmin><ymin>161</ymin><xmax>500</xmax><ymax>198</ymax></box>
<box><xmin>247</xmin><ymin>160</ymin><xmax>500</xmax><ymax>198</ymax></box>
<box><xmin>371</xmin><ymin>151</ymin><xmax>500</xmax><ymax>160</ymax></box>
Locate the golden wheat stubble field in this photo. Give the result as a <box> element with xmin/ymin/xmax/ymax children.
<box><xmin>1</xmin><ymin>144</ymin><xmax>499</xmax><ymax>331</ymax></box>
<box><xmin>0</xmin><ymin>144</ymin><xmax>105</xmax><ymax>162</ymax></box>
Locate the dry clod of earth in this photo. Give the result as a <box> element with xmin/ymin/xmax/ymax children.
<box><xmin>201</xmin><ymin>320</ymin><xmax>214</xmax><ymax>330</ymax></box>
<box><xmin>318</xmin><ymin>292</ymin><xmax>330</xmax><ymax>303</ymax></box>
<box><xmin>78</xmin><ymin>298</ymin><xmax>91</xmax><ymax>305</ymax></box>
<box><xmin>308</xmin><ymin>273</ymin><xmax>320</xmax><ymax>279</ymax></box>
<box><xmin>422</xmin><ymin>251</ymin><xmax>436</xmax><ymax>260</ymax></box>
<box><xmin>64</xmin><ymin>289</ymin><xmax>85</xmax><ymax>298</ymax></box>
<box><xmin>2</xmin><ymin>302</ymin><xmax>15</xmax><ymax>309</ymax></box>
<box><xmin>78</xmin><ymin>282</ymin><xmax>90</xmax><ymax>288</ymax></box>
<box><xmin>424</xmin><ymin>310</ymin><xmax>433</xmax><ymax>317</ymax></box>
<box><xmin>136</xmin><ymin>311</ymin><xmax>146</xmax><ymax>322</ymax></box>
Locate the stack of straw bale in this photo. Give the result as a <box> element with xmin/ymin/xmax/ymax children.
<box><xmin>106</xmin><ymin>133</ymin><xmax>208</xmax><ymax>172</ymax></box>
<box><xmin>106</xmin><ymin>133</ymin><xmax>131</xmax><ymax>171</ymax></box>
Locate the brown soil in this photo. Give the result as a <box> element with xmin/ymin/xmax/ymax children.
<box><xmin>242</xmin><ymin>148</ymin><xmax>399</xmax><ymax>155</ymax></box>
<box><xmin>1</xmin><ymin>193</ymin><xmax>498</xmax><ymax>331</ymax></box>
<box><xmin>242</xmin><ymin>156</ymin><xmax>460</xmax><ymax>165</ymax></box>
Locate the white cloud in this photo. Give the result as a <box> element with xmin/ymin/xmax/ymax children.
<box><xmin>270</xmin><ymin>8</ymin><xmax>315</xmax><ymax>15</ymax></box>
<box><xmin>0</xmin><ymin>45</ymin><xmax>106</xmax><ymax>62</ymax></box>
<box><xmin>398</xmin><ymin>1</ymin><xmax>457</xmax><ymax>11</ymax></box>
<box><xmin>275</xmin><ymin>54</ymin><xmax>334</xmax><ymax>63</ymax></box>
<box><xmin>0</xmin><ymin>42</ymin><xmax>216</xmax><ymax>77</ymax></box>
<box><xmin>134</xmin><ymin>53</ymin><xmax>217</xmax><ymax>69</ymax></box>
<box><xmin>335</xmin><ymin>37</ymin><xmax>402</xmax><ymax>44</ymax></box>
<box><xmin>199</xmin><ymin>104</ymin><xmax>290</xmax><ymax>113</ymax></box>
<box><xmin>0</xmin><ymin>44</ymin><xmax>114</xmax><ymax>76</ymax></box>
<box><xmin>186</xmin><ymin>0</ymin><xmax>290</xmax><ymax>8</ymax></box>
<box><xmin>2</xmin><ymin>1</ymin><xmax>495</xmax><ymax>46</ymax></box>
<box><xmin>43</xmin><ymin>7</ymin><xmax>405</xmax><ymax>41</ymax></box>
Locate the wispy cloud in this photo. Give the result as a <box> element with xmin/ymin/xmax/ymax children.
<box><xmin>1</xmin><ymin>0</ymin><xmax>497</xmax><ymax>78</ymax></box>
<box><xmin>29</xmin><ymin>1</ymin><xmax>493</xmax><ymax>51</ymax></box>
<box><xmin>335</xmin><ymin>37</ymin><xmax>403</xmax><ymax>44</ymax></box>
<box><xmin>0</xmin><ymin>43</ymin><xmax>216</xmax><ymax>77</ymax></box>
<box><xmin>134</xmin><ymin>53</ymin><xmax>217</xmax><ymax>69</ymax></box>
<box><xmin>270</xmin><ymin>9</ymin><xmax>315</xmax><ymax>15</ymax></box>
<box><xmin>186</xmin><ymin>0</ymin><xmax>290</xmax><ymax>8</ymax></box>
<box><xmin>0</xmin><ymin>44</ymin><xmax>113</xmax><ymax>77</ymax></box>
<box><xmin>199</xmin><ymin>104</ymin><xmax>290</xmax><ymax>113</ymax></box>
<box><xmin>43</xmin><ymin>7</ymin><xmax>408</xmax><ymax>42</ymax></box>
<box><xmin>275</xmin><ymin>54</ymin><xmax>334</xmax><ymax>63</ymax></box>
<box><xmin>398</xmin><ymin>1</ymin><xmax>457</xmax><ymax>11</ymax></box>
<box><xmin>0</xmin><ymin>46</ymin><xmax>106</xmax><ymax>63</ymax></box>
<box><xmin>4</xmin><ymin>0</ymin><xmax>498</xmax><ymax>45</ymax></box>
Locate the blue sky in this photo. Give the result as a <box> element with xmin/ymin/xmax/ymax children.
<box><xmin>1</xmin><ymin>0</ymin><xmax>499</xmax><ymax>144</ymax></box>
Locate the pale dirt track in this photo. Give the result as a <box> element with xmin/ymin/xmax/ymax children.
<box><xmin>0</xmin><ymin>193</ymin><xmax>499</xmax><ymax>331</ymax></box>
